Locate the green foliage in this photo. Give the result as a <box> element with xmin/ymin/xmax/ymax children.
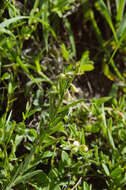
<box><xmin>94</xmin><ymin>0</ymin><xmax>126</xmax><ymax>82</ymax></box>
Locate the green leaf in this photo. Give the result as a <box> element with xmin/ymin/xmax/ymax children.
<box><xmin>85</xmin><ymin>124</ymin><xmax>100</xmax><ymax>133</ymax></box>
<box><xmin>27</xmin><ymin>108</ymin><xmax>40</xmax><ymax>118</ymax></box>
<box><xmin>41</xmin><ymin>1</ymin><xmax>49</xmax><ymax>51</ymax></box>
<box><xmin>21</xmin><ymin>147</ymin><xmax>35</xmax><ymax>173</ymax></box>
<box><xmin>8</xmin><ymin>82</ymin><xmax>13</xmax><ymax>95</ymax></box>
<box><xmin>16</xmin><ymin>56</ymin><xmax>30</xmax><ymax>74</ymax></box>
<box><xmin>89</xmin><ymin>9</ymin><xmax>104</xmax><ymax>45</ymax></box>
<box><xmin>83</xmin><ymin>181</ymin><xmax>92</xmax><ymax>190</ymax></box>
<box><xmin>31</xmin><ymin>170</ymin><xmax>49</xmax><ymax>187</ymax></box>
<box><xmin>58</xmin><ymin>99</ymin><xmax>84</xmax><ymax>113</ymax></box>
<box><xmin>14</xmin><ymin>170</ymin><xmax>42</xmax><ymax>185</ymax></box>
<box><xmin>81</xmin><ymin>128</ymin><xmax>85</xmax><ymax>144</ymax></box>
<box><xmin>79</xmin><ymin>63</ymin><xmax>94</xmax><ymax>72</ymax></box>
<box><xmin>61</xmin><ymin>151</ymin><xmax>71</xmax><ymax>166</ymax></box>
<box><xmin>92</xmin><ymin>96</ymin><xmax>112</xmax><ymax>105</ymax></box>
<box><xmin>119</xmin><ymin>174</ymin><xmax>126</xmax><ymax>186</ymax></box>
<box><xmin>61</xmin><ymin>43</ymin><xmax>69</xmax><ymax>61</ymax></box>
<box><xmin>12</xmin><ymin>135</ymin><xmax>23</xmax><ymax>154</ymax></box>
<box><xmin>121</xmin><ymin>146</ymin><xmax>126</xmax><ymax>154</ymax></box>
<box><xmin>1</xmin><ymin>72</ymin><xmax>10</xmax><ymax>80</ymax></box>
<box><xmin>95</xmin><ymin>0</ymin><xmax>118</xmax><ymax>42</ymax></box>
<box><xmin>94</xmin><ymin>146</ymin><xmax>99</xmax><ymax>164</ymax></box>
<box><xmin>42</xmin><ymin>136</ymin><xmax>57</xmax><ymax>148</ymax></box>
<box><xmin>42</xmin><ymin>151</ymin><xmax>54</xmax><ymax>159</ymax></box>
<box><xmin>116</xmin><ymin>0</ymin><xmax>126</xmax><ymax>27</ymax></box>
<box><xmin>118</xmin><ymin>129</ymin><xmax>126</xmax><ymax>141</ymax></box>
<box><xmin>102</xmin><ymin>63</ymin><xmax>116</xmax><ymax>81</ymax></box>
<box><xmin>5</xmin><ymin>163</ymin><xmax>24</xmax><ymax>190</ymax></box>
<box><xmin>76</xmin><ymin>51</ymin><xmax>94</xmax><ymax>74</ymax></box>
<box><xmin>102</xmin><ymin>163</ymin><xmax>110</xmax><ymax>176</ymax></box>
<box><xmin>117</xmin><ymin>14</ymin><xmax>126</xmax><ymax>38</ymax></box>
<box><xmin>48</xmin><ymin>121</ymin><xmax>64</xmax><ymax>135</ymax></box>
<box><xmin>101</xmin><ymin>104</ymin><xmax>107</xmax><ymax>136</ymax></box>
<box><xmin>27</xmin><ymin>129</ymin><xmax>37</xmax><ymax>142</ymax></box>
<box><xmin>111</xmin><ymin>167</ymin><xmax>123</xmax><ymax>178</ymax></box>
<box><xmin>107</xmin><ymin>128</ymin><xmax>116</xmax><ymax>150</ymax></box>
<box><xmin>0</xmin><ymin>16</ymin><xmax>28</xmax><ymax>29</ymax></box>
<box><xmin>64</xmin><ymin>18</ymin><xmax>76</xmax><ymax>57</ymax></box>
<box><xmin>0</xmin><ymin>28</ymin><xmax>15</xmax><ymax>37</ymax></box>
<box><xmin>109</xmin><ymin>83</ymin><xmax>119</xmax><ymax>97</ymax></box>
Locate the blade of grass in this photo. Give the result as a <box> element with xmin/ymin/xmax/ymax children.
<box><xmin>5</xmin><ymin>163</ymin><xmax>23</xmax><ymax>190</ymax></box>
<box><xmin>116</xmin><ymin>0</ymin><xmax>126</xmax><ymax>27</ymax></box>
<box><xmin>16</xmin><ymin>56</ymin><xmax>52</xmax><ymax>88</ymax></box>
<box><xmin>102</xmin><ymin>163</ymin><xmax>110</xmax><ymax>176</ymax></box>
<box><xmin>0</xmin><ymin>28</ymin><xmax>15</xmax><ymax>37</ymax></box>
<box><xmin>101</xmin><ymin>104</ymin><xmax>107</xmax><ymax>136</ymax></box>
<box><xmin>89</xmin><ymin>9</ymin><xmax>124</xmax><ymax>81</ymax></box>
<box><xmin>54</xmin><ymin>73</ymin><xmax>76</xmax><ymax>116</ymax></box>
<box><xmin>115</xmin><ymin>0</ymin><xmax>119</xmax><ymax>10</ymax></box>
<box><xmin>14</xmin><ymin>170</ymin><xmax>42</xmax><ymax>186</ymax></box>
<box><xmin>106</xmin><ymin>0</ymin><xmax>111</xmax><ymax>15</ymax></box>
<box><xmin>116</xmin><ymin>14</ymin><xmax>126</xmax><ymax>39</ymax></box>
<box><xmin>0</xmin><ymin>0</ymin><xmax>9</xmax><ymax>17</ymax></box>
<box><xmin>58</xmin><ymin>99</ymin><xmax>84</xmax><ymax>113</ymax></box>
<box><xmin>64</xmin><ymin>18</ymin><xmax>76</xmax><ymax>57</ymax></box>
<box><xmin>108</xmin><ymin>28</ymin><xmax>126</xmax><ymax>78</ymax></box>
<box><xmin>95</xmin><ymin>0</ymin><xmax>118</xmax><ymax>42</ymax></box>
<box><xmin>107</xmin><ymin>128</ymin><xmax>116</xmax><ymax>150</ymax></box>
<box><xmin>0</xmin><ymin>16</ymin><xmax>57</xmax><ymax>40</ymax></box>
<box><xmin>41</xmin><ymin>1</ymin><xmax>49</xmax><ymax>51</ymax></box>
<box><xmin>29</xmin><ymin>0</ymin><xmax>40</xmax><ymax>21</ymax></box>
<box><xmin>0</xmin><ymin>16</ymin><xmax>28</xmax><ymax>29</ymax></box>
<box><xmin>81</xmin><ymin>128</ymin><xmax>85</xmax><ymax>145</ymax></box>
<box><xmin>21</xmin><ymin>147</ymin><xmax>35</xmax><ymax>174</ymax></box>
<box><xmin>89</xmin><ymin>9</ymin><xmax>104</xmax><ymax>45</ymax></box>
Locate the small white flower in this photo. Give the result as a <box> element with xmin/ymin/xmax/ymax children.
<box><xmin>88</xmin><ymin>111</ymin><xmax>92</xmax><ymax>117</ymax></box>
<box><xmin>73</xmin><ymin>141</ymin><xmax>80</xmax><ymax>146</ymax></box>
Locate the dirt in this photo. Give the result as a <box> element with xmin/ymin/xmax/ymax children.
<box><xmin>67</xmin><ymin>5</ymin><xmax>113</xmax><ymax>99</ymax></box>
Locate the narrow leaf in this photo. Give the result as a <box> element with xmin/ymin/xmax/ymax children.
<box><xmin>107</xmin><ymin>128</ymin><xmax>116</xmax><ymax>150</ymax></box>
<box><xmin>102</xmin><ymin>163</ymin><xmax>110</xmax><ymax>176</ymax></box>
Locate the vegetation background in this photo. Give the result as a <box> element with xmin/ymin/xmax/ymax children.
<box><xmin>0</xmin><ymin>0</ymin><xmax>126</xmax><ymax>189</ymax></box>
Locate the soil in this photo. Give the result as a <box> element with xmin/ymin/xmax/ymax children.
<box><xmin>67</xmin><ymin>5</ymin><xmax>113</xmax><ymax>99</ymax></box>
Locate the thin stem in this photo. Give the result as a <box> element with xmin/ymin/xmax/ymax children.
<box><xmin>71</xmin><ymin>177</ymin><xmax>82</xmax><ymax>190</ymax></box>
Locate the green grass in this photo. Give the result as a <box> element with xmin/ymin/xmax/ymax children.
<box><xmin>0</xmin><ymin>0</ymin><xmax>126</xmax><ymax>189</ymax></box>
